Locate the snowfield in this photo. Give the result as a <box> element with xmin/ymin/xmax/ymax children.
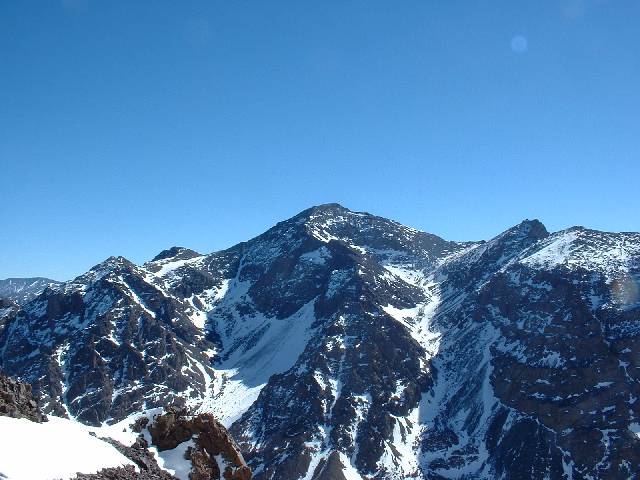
<box><xmin>0</xmin><ymin>416</ymin><xmax>135</xmax><ymax>480</ymax></box>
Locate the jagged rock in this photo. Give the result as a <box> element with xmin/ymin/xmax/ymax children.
<box><xmin>130</xmin><ymin>415</ymin><xmax>149</xmax><ymax>433</ymax></box>
<box><xmin>73</xmin><ymin>465</ymin><xmax>175</xmax><ymax>480</ymax></box>
<box><xmin>0</xmin><ymin>371</ymin><xmax>45</xmax><ymax>422</ymax></box>
<box><xmin>100</xmin><ymin>436</ymin><xmax>175</xmax><ymax>478</ymax></box>
<box><xmin>149</xmin><ymin>408</ymin><xmax>252</xmax><ymax>479</ymax></box>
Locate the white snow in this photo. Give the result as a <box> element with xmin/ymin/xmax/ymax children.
<box><xmin>521</xmin><ymin>231</ymin><xmax>579</xmax><ymax>269</ymax></box>
<box><xmin>0</xmin><ymin>416</ymin><xmax>135</xmax><ymax>480</ymax></box>
<box><xmin>377</xmin><ymin>409</ymin><xmax>422</xmax><ymax>478</ymax></box>
<box><xmin>199</xmin><ymin>299</ymin><xmax>318</xmax><ymax>426</ymax></box>
<box><xmin>520</xmin><ymin>229</ymin><xmax>640</xmax><ymax>278</ymax></box>
<box><xmin>338</xmin><ymin>451</ymin><xmax>364</xmax><ymax>480</ymax></box>
<box><xmin>153</xmin><ymin>256</ymin><xmax>205</xmax><ymax>278</ymax></box>
<box><xmin>153</xmin><ymin>440</ymin><xmax>195</xmax><ymax>480</ymax></box>
<box><xmin>187</xmin><ymin>279</ymin><xmax>230</xmax><ymax>329</ymax></box>
<box><xmin>595</xmin><ymin>381</ymin><xmax>613</xmax><ymax>388</ymax></box>
<box><xmin>299</xmin><ymin>246</ymin><xmax>331</xmax><ymax>265</ymax></box>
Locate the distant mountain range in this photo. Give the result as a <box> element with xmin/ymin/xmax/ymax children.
<box><xmin>1</xmin><ymin>204</ymin><xmax>639</xmax><ymax>479</ymax></box>
<box><xmin>0</xmin><ymin>277</ymin><xmax>61</xmax><ymax>305</ymax></box>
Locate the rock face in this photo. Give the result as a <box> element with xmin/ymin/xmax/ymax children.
<box><xmin>1</xmin><ymin>204</ymin><xmax>640</xmax><ymax>479</ymax></box>
<box><xmin>0</xmin><ymin>370</ymin><xmax>45</xmax><ymax>422</ymax></box>
<box><xmin>149</xmin><ymin>408</ymin><xmax>252</xmax><ymax>480</ymax></box>
<box><xmin>0</xmin><ymin>256</ymin><xmax>216</xmax><ymax>424</ymax></box>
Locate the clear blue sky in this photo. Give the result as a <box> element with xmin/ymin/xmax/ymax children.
<box><xmin>1</xmin><ymin>1</ymin><xmax>639</xmax><ymax>280</ymax></box>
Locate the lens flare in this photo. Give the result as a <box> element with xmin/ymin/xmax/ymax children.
<box><xmin>511</xmin><ymin>35</ymin><xmax>528</xmax><ymax>54</ymax></box>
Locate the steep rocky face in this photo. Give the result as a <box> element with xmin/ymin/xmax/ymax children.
<box><xmin>0</xmin><ymin>371</ymin><xmax>44</xmax><ymax>422</ymax></box>
<box><xmin>416</xmin><ymin>226</ymin><xmax>640</xmax><ymax>479</ymax></box>
<box><xmin>0</xmin><ymin>277</ymin><xmax>61</xmax><ymax>305</ymax></box>
<box><xmin>0</xmin><ymin>256</ymin><xmax>216</xmax><ymax>425</ymax></box>
<box><xmin>1</xmin><ymin>204</ymin><xmax>639</xmax><ymax>479</ymax></box>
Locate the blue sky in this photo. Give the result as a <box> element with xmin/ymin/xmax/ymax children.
<box><xmin>1</xmin><ymin>0</ymin><xmax>639</xmax><ymax>280</ymax></box>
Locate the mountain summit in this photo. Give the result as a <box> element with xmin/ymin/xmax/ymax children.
<box><xmin>1</xmin><ymin>205</ymin><xmax>639</xmax><ymax>479</ymax></box>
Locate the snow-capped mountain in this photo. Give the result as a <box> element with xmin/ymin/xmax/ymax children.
<box><xmin>0</xmin><ymin>277</ymin><xmax>61</xmax><ymax>305</ymax></box>
<box><xmin>1</xmin><ymin>204</ymin><xmax>639</xmax><ymax>479</ymax></box>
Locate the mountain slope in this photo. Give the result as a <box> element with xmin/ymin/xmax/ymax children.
<box><xmin>1</xmin><ymin>204</ymin><xmax>639</xmax><ymax>479</ymax></box>
<box><xmin>0</xmin><ymin>256</ymin><xmax>216</xmax><ymax>424</ymax></box>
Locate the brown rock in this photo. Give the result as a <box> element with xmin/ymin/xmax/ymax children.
<box><xmin>148</xmin><ymin>408</ymin><xmax>252</xmax><ymax>480</ymax></box>
<box><xmin>0</xmin><ymin>371</ymin><xmax>45</xmax><ymax>422</ymax></box>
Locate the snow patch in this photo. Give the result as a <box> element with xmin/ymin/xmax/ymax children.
<box><xmin>0</xmin><ymin>416</ymin><xmax>135</xmax><ymax>479</ymax></box>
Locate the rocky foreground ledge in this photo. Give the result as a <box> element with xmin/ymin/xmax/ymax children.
<box><xmin>0</xmin><ymin>371</ymin><xmax>252</xmax><ymax>480</ymax></box>
<box><xmin>0</xmin><ymin>371</ymin><xmax>45</xmax><ymax>423</ymax></box>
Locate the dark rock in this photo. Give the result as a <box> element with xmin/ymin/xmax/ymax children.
<box><xmin>73</xmin><ymin>464</ymin><xmax>175</xmax><ymax>480</ymax></box>
<box><xmin>0</xmin><ymin>371</ymin><xmax>45</xmax><ymax>422</ymax></box>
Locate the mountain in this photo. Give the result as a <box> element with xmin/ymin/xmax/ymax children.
<box><xmin>1</xmin><ymin>204</ymin><xmax>639</xmax><ymax>479</ymax></box>
<box><xmin>0</xmin><ymin>277</ymin><xmax>61</xmax><ymax>305</ymax></box>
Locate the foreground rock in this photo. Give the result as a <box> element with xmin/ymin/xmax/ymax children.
<box><xmin>0</xmin><ymin>370</ymin><xmax>45</xmax><ymax>422</ymax></box>
<box><xmin>74</xmin><ymin>465</ymin><xmax>176</xmax><ymax>480</ymax></box>
<box><xmin>75</xmin><ymin>408</ymin><xmax>252</xmax><ymax>480</ymax></box>
<box><xmin>149</xmin><ymin>408</ymin><xmax>252</xmax><ymax>480</ymax></box>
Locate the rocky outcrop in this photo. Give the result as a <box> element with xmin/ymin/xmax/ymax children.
<box><xmin>0</xmin><ymin>371</ymin><xmax>44</xmax><ymax>422</ymax></box>
<box><xmin>74</xmin><ymin>465</ymin><xmax>169</xmax><ymax>480</ymax></box>
<box><xmin>74</xmin><ymin>408</ymin><xmax>252</xmax><ymax>480</ymax></box>
<box><xmin>149</xmin><ymin>408</ymin><xmax>252</xmax><ymax>480</ymax></box>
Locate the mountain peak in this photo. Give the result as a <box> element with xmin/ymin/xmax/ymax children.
<box><xmin>100</xmin><ymin>255</ymin><xmax>133</xmax><ymax>267</ymax></box>
<box><xmin>78</xmin><ymin>255</ymin><xmax>138</xmax><ymax>283</ymax></box>
<box><xmin>294</xmin><ymin>203</ymin><xmax>351</xmax><ymax>220</ymax></box>
<box><xmin>150</xmin><ymin>246</ymin><xmax>202</xmax><ymax>263</ymax></box>
<box><xmin>514</xmin><ymin>218</ymin><xmax>548</xmax><ymax>239</ymax></box>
